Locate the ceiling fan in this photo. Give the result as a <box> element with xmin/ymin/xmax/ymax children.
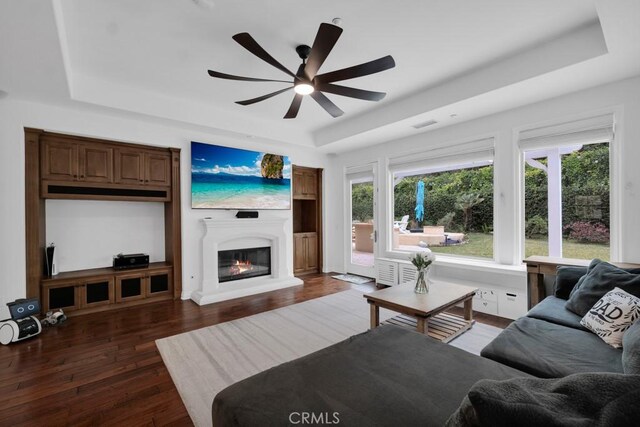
<box><xmin>207</xmin><ymin>22</ymin><xmax>396</xmax><ymax>119</ymax></box>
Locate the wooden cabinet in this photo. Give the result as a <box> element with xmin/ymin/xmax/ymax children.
<box><xmin>43</xmin><ymin>281</ymin><xmax>82</xmax><ymax>313</ymax></box>
<box><xmin>115</xmin><ymin>149</ymin><xmax>171</xmax><ymax>187</ymax></box>
<box><xmin>83</xmin><ymin>277</ymin><xmax>114</xmax><ymax>308</ymax></box>
<box><xmin>292</xmin><ymin>165</ymin><xmax>322</xmax><ymax>275</ymax></box>
<box><xmin>115</xmin><ymin>148</ymin><xmax>145</xmax><ymax>185</ymax></box>
<box><xmin>294</xmin><ymin>232</ymin><xmax>318</xmax><ymax>274</ymax></box>
<box><xmin>147</xmin><ymin>268</ymin><xmax>172</xmax><ymax>298</ymax></box>
<box><xmin>80</xmin><ymin>145</ymin><xmax>113</xmax><ymax>183</ymax></box>
<box><xmin>41</xmin><ymin>263</ymin><xmax>173</xmax><ymax>316</ymax></box>
<box><xmin>292</xmin><ymin>168</ymin><xmax>318</xmax><ymax>199</ymax></box>
<box><xmin>41</xmin><ymin>139</ymin><xmax>79</xmax><ymax>181</ymax></box>
<box><xmin>41</xmin><ymin>138</ymin><xmax>170</xmax><ymax>187</ymax></box>
<box><xmin>41</xmin><ymin>139</ymin><xmax>114</xmax><ymax>183</ymax></box>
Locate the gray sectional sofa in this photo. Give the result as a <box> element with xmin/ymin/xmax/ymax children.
<box><xmin>212</xmin><ymin>260</ymin><xmax>640</xmax><ymax>426</ymax></box>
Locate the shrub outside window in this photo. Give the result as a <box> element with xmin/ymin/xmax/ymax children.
<box><xmin>391</xmin><ymin>161</ymin><xmax>494</xmax><ymax>259</ymax></box>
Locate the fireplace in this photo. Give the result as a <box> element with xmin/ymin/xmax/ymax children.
<box><xmin>218</xmin><ymin>246</ymin><xmax>271</xmax><ymax>283</ymax></box>
<box><xmin>194</xmin><ymin>217</ymin><xmax>302</xmax><ymax>305</ymax></box>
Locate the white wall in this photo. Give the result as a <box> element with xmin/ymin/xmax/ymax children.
<box><xmin>46</xmin><ymin>200</ymin><xmax>166</xmax><ymax>271</ymax></box>
<box><xmin>0</xmin><ymin>98</ymin><xmax>330</xmax><ymax>318</ymax></box>
<box><xmin>326</xmin><ymin>76</ymin><xmax>640</xmax><ymax>304</ymax></box>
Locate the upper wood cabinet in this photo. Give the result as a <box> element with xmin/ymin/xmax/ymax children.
<box><xmin>42</xmin><ymin>139</ymin><xmax>114</xmax><ymax>183</ymax></box>
<box><xmin>145</xmin><ymin>152</ymin><xmax>171</xmax><ymax>187</ymax></box>
<box><xmin>115</xmin><ymin>149</ymin><xmax>171</xmax><ymax>187</ymax></box>
<box><xmin>292</xmin><ymin>167</ymin><xmax>318</xmax><ymax>200</ymax></box>
<box><xmin>114</xmin><ymin>148</ymin><xmax>145</xmax><ymax>185</ymax></box>
<box><xmin>80</xmin><ymin>145</ymin><xmax>113</xmax><ymax>183</ymax></box>
<box><xmin>41</xmin><ymin>139</ymin><xmax>79</xmax><ymax>181</ymax></box>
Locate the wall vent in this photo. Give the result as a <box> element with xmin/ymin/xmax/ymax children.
<box><xmin>412</xmin><ymin>119</ymin><xmax>438</xmax><ymax>129</ymax></box>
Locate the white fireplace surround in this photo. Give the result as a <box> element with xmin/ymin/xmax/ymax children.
<box><xmin>191</xmin><ymin>217</ymin><xmax>302</xmax><ymax>305</ymax></box>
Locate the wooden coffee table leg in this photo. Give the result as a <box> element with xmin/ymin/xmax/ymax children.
<box><xmin>416</xmin><ymin>317</ymin><xmax>428</xmax><ymax>334</ymax></box>
<box><xmin>370</xmin><ymin>303</ymin><xmax>380</xmax><ymax>329</ymax></box>
<box><xmin>464</xmin><ymin>298</ymin><xmax>473</xmax><ymax>321</ymax></box>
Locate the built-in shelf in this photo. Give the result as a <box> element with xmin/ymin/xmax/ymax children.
<box><xmin>25</xmin><ymin>128</ymin><xmax>183</xmax><ymax>317</ymax></box>
<box><xmin>41</xmin><ymin>262</ymin><xmax>173</xmax><ymax>316</ymax></box>
<box><xmin>292</xmin><ymin>165</ymin><xmax>322</xmax><ymax>275</ymax></box>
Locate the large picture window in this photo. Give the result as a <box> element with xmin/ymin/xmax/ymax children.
<box><xmin>520</xmin><ymin>113</ymin><xmax>613</xmax><ymax>260</ymax></box>
<box><xmin>391</xmin><ymin>160</ymin><xmax>494</xmax><ymax>259</ymax></box>
<box><xmin>524</xmin><ymin>142</ymin><xmax>610</xmax><ymax>260</ymax></box>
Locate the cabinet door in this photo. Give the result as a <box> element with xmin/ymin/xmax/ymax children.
<box><xmin>82</xmin><ymin>277</ymin><xmax>115</xmax><ymax>308</ymax></box>
<box><xmin>145</xmin><ymin>152</ymin><xmax>171</xmax><ymax>187</ymax></box>
<box><xmin>293</xmin><ymin>234</ymin><xmax>306</xmax><ymax>273</ymax></box>
<box><xmin>80</xmin><ymin>144</ymin><xmax>113</xmax><ymax>183</ymax></box>
<box><xmin>43</xmin><ymin>282</ymin><xmax>81</xmax><ymax>312</ymax></box>
<box><xmin>292</xmin><ymin>170</ymin><xmax>305</xmax><ymax>198</ymax></box>
<box><xmin>146</xmin><ymin>269</ymin><xmax>172</xmax><ymax>298</ymax></box>
<box><xmin>115</xmin><ymin>273</ymin><xmax>146</xmax><ymax>302</ymax></box>
<box><xmin>302</xmin><ymin>171</ymin><xmax>317</xmax><ymax>198</ymax></box>
<box><xmin>41</xmin><ymin>140</ymin><xmax>79</xmax><ymax>181</ymax></box>
<box><xmin>305</xmin><ymin>233</ymin><xmax>318</xmax><ymax>271</ymax></box>
<box><xmin>115</xmin><ymin>149</ymin><xmax>145</xmax><ymax>185</ymax></box>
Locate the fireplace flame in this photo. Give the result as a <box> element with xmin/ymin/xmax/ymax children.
<box><xmin>229</xmin><ymin>259</ymin><xmax>253</xmax><ymax>276</ymax></box>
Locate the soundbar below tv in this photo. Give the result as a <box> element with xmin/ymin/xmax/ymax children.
<box><xmin>191</xmin><ymin>141</ymin><xmax>291</xmax><ymax>210</ymax></box>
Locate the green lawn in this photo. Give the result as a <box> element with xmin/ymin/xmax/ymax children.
<box><xmin>430</xmin><ymin>232</ymin><xmax>609</xmax><ymax>260</ymax></box>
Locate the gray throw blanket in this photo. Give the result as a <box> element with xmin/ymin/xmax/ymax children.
<box><xmin>446</xmin><ymin>372</ymin><xmax>640</xmax><ymax>427</ymax></box>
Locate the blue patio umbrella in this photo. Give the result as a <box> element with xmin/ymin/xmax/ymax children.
<box><xmin>415</xmin><ymin>180</ymin><xmax>425</xmax><ymax>222</ymax></box>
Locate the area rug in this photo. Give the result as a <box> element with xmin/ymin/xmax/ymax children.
<box><xmin>156</xmin><ymin>290</ymin><xmax>502</xmax><ymax>427</ymax></box>
<box><xmin>331</xmin><ymin>273</ymin><xmax>375</xmax><ymax>284</ymax></box>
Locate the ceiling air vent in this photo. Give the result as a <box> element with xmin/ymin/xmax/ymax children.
<box><xmin>412</xmin><ymin>119</ymin><xmax>438</xmax><ymax>129</ymax></box>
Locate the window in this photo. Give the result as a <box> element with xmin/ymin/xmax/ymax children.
<box><xmin>520</xmin><ymin>114</ymin><xmax>613</xmax><ymax>260</ymax></box>
<box><xmin>391</xmin><ymin>158</ymin><xmax>494</xmax><ymax>259</ymax></box>
<box><xmin>524</xmin><ymin>142</ymin><xmax>610</xmax><ymax>260</ymax></box>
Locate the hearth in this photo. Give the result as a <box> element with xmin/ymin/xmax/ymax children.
<box><xmin>218</xmin><ymin>246</ymin><xmax>271</xmax><ymax>283</ymax></box>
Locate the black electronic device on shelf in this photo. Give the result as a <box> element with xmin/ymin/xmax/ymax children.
<box><xmin>236</xmin><ymin>211</ymin><xmax>259</xmax><ymax>219</ymax></box>
<box><xmin>113</xmin><ymin>253</ymin><xmax>150</xmax><ymax>270</ymax></box>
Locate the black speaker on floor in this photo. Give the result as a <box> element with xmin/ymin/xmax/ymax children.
<box><xmin>236</xmin><ymin>211</ymin><xmax>259</xmax><ymax>219</ymax></box>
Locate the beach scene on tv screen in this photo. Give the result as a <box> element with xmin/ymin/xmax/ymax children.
<box><xmin>191</xmin><ymin>142</ymin><xmax>291</xmax><ymax>209</ymax></box>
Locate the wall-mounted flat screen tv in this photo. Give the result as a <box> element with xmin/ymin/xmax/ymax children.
<box><xmin>191</xmin><ymin>141</ymin><xmax>291</xmax><ymax>210</ymax></box>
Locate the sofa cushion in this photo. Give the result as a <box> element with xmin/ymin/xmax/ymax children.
<box><xmin>213</xmin><ymin>325</ymin><xmax>530</xmax><ymax>427</ymax></box>
<box><xmin>580</xmin><ymin>288</ymin><xmax>640</xmax><ymax>348</ymax></box>
<box><xmin>554</xmin><ymin>266</ymin><xmax>587</xmax><ymax>300</ymax></box>
<box><xmin>481</xmin><ymin>317</ymin><xmax>623</xmax><ymax>378</ymax></box>
<box><xmin>565</xmin><ymin>260</ymin><xmax>640</xmax><ymax>317</ymax></box>
<box><xmin>446</xmin><ymin>372</ymin><xmax>640</xmax><ymax>427</ymax></box>
<box><xmin>623</xmin><ymin>320</ymin><xmax>640</xmax><ymax>374</ymax></box>
<box><xmin>526</xmin><ymin>296</ymin><xmax>586</xmax><ymax>330</ymax></box>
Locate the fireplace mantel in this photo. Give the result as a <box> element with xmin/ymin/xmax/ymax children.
<box><xmin>191</xmin><ymin>217</ymin><xmax>302</xmax><ymax>305</ymax></box>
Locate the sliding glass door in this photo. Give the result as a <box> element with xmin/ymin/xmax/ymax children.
<box><xmin>346</xmin><ymin>168</ymin><xmax>376</xmax><ymax>278</ymax></box>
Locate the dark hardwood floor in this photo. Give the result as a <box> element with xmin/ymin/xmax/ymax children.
<box><xmin>0</xmin><ymin>274</ymin><xmax>511</xmax><ymax>426</ymax></box>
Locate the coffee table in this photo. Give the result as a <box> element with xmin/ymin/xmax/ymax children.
<box><xmin>365</xmin><ymin>281</ymin><xmax>478</xmax><ymax>341</ymax></box>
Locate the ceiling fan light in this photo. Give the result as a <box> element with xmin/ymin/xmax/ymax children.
<box><xmin>294</xmin><ymin>82</ymin><xmax>314</xmax><ymax>95</ymax></box>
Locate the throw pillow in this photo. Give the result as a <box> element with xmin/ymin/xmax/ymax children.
<box><xmin>567</xmin><ymin>259</ymin><xmax>640</xmax><ymax>300</ymax></box>
<box><xmin>554</xmin><ymin>266</ymin><xmax>587</xmax><ymax>300</ymax></box>
<box><xmin>623</xmin><ymin>320</ymin><xmax>640</xmax><ymax>374</ymax></box>
<box><xmin>580</xmin><ymin>288</ymin><xmax>640</xmax><ymax>348</ymax></box>
<box><xmin>565</xmin><ymin>260</ymin><xmax>640</xmax><ymax>317</ymax></box>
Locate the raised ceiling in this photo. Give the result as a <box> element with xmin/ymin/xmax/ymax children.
<box><xmin>1</xmin><ymin>0</ymin><xmax>639</xmax><ymax>152</ymax></box>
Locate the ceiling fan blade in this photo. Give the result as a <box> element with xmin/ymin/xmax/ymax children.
<box><xmin>314</xmin><ymin>55</ymin><xmax>396</xmax><ymax>83</ymax></box>
<box><xmin>304</xmin><ymin>23</ymin><xmax>343</xmax><ymax>81</ymax></box>
<box><xmin>236</xmin><ymin>87</ymin><xmax>293</xmax><ymax>106</ymax></box>
<box><xmin>208</xmin><ymin>70</ymin><xmax>292</xmax><ymax>83</ymax></box>
<box><xmin>315</xmin><ymin>83</ymin><xmax>386</xmax><ymax>101</ymax></box>
<box><xmin>310</xmin><ymin>91</ymin><xmax>344</xmax><ymax>118</ymax></box>
<box><xmin>284</xmin><ymin>94</ymin><xmax>303</xmax><ymax>119</ymax></box>
<box><xmin>232</xmin><ymin>33</ymin><xmax>297</xmax><ymax>78</ymax></box>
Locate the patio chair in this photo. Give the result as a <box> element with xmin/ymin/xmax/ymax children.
<box><xmin>394</xmin><ymin>215</ymin><xmax>410</xmax><ymax>234</ymax></box>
